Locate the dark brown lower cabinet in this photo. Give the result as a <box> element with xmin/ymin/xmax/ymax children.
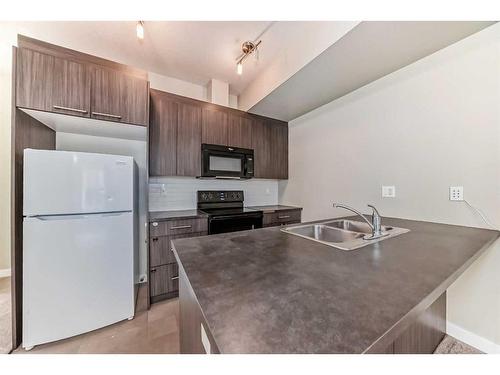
<box><xmin>150</xmin><ymin>264</ymin><xmax>179</xmax><ymax>303</ymax></box>
<box><xmin>393</xmin><ymin>292</ymin><xmax>446</xmax><ymax>354</ymax></box>
<box><xmin>149</xmin><ymin>218</ymin><xmax>208</xmax><ymax>304</ymax></box>
<box><xmin>263</xmin><ymin>209</ymin><xmax>302</xmax><ymax>227</ymax></box>
<box><xmin>368</xmin><ymin>292</ymin><xmax>446</xmax><ymax>354</ymax></box>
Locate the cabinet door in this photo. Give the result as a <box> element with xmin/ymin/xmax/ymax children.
<box><xmin>16</xmin><ymin>48</ymin><xmax>54</xmax><ymax>112</ymax></box>
<box><xmin>228</xmin><ymin>114</ymin><xmax>252</xmax><ymax>149</ymax></box>
<box><xmin>91</xmin><ymin>67</ymin><xmax>122</xmax><ymax>122</ymax></box>
<box><xmin>271</xmin><ymin>122</ymin><xmax>288</xmax><ymax>179</ymax></box>
<box><xmin>149</xmin><ymin>91</ymin><xmax>177</xmax><ymax>176</ymax></box>
<box><xmin>201</xmin><ymin>107</ymin><xmax>228</xmax><ymax>145</ymax></box>
<box><xmin>177</xmin><ymin>102</ymin><xmax>202</xmax><ymax>176</ymax></box>
<box><xmin>150</xmin><ymin>264</ymin><xmax>179</xmax><ymax>297</ymax></box>
<box><xmin>120</xmin><ymin>74</ymin><xmax>149</xmax><ymax>126</ymax></box>
<box><xmin>52</xmin><ymin>57</ymin><xmax>90</xmax><ymax>117</ymax></box>
<box><xmin>251</xmin><ymin>117</ymin><xmax>272</xmax><ymax>178</ymax></box>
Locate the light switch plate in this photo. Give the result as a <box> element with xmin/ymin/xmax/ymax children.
<box><xmin>449</xmin><ymin>186</ymin><xmax>464</xmax><ymax>201</ymax></box>
<box><xmin>382</xmin><ymin>186</ymin><xmax>396</xmax><ymax>198</ymax></box>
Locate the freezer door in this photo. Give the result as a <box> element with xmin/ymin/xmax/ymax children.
<box><xmin>24</xmin><ymin>149</ymin><xmax>134</xmax><ymax>216</ymax></box>
<box><xmin>22</xmin><ymin>213</ymin><xmax>135</xmax><ymax>348</ymax></box>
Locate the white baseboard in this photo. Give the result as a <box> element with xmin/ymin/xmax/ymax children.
<box><xmin>0</xmin><ymin>268</ymin><xmax>11</xmax><ymax>278</ymax></box>
<box><xmin>447</xmin><ymin>322</ymin><xmax>500</xmax><ymax>354</ymax></box>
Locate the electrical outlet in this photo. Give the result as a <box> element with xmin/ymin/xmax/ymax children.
<box><xmin>449</xmin><ymin>186</ymin><xmax>464</xmax><ymax>201</ymax></box>
<box><xmin>382</xmin><ymin>186</ymin><xmax>396</xmax><ymax>198</ymax></box>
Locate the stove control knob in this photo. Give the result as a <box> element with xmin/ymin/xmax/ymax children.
<box><xmin>208</xmin><ymin>193</ymin><xmax>213</xmax><ymax>200</ymax></box>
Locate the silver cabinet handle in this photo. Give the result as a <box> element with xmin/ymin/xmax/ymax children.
<box><xmin>92</xmin><ymin>111</ymin><xmax>122</xmax><ymax>119</ymax></box>
<box><xmin>170</xmin><ymin>225</ymin><xmax>192</xmax><ymax>230</ymax></box>
<box><xmin>53</xmin><ymin>105</ymin><xmax>88</xmax><ymax>114</ymax></box>
<box><xmin>278</xmin><ymin>215</ymin><xmax>291</xmax><ymax>219</ymax></box>
<box><xmin>171</xmin><ymin>276</ymin><xmax>179</xmax><ymax>280</ymax></box>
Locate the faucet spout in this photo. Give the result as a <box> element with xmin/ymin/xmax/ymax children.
<box><xmin>332</xmin><ymin>202</ymin><xmax>387</xmax><ymax>240</ymax></box>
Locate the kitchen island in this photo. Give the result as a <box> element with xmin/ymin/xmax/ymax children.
<box><xmin>171</xmin><ymin>217</ymin><xmax>498</xmax><ymax>354</ymax></box>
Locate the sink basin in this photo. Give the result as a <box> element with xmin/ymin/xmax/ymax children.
<box><xmin>281</xmin><ymin>219</ymin><xmax>409</xmax><ymax>250</ymax></box>
<box><xmin>289</xmin><ymin>224</ymin><xmax>365</xmax><ymax>243</ymax></box>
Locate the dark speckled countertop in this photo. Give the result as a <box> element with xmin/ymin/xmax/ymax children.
<box><xmin>172</xmin><ymin>217</ymin><xmax>498</xmax><ymax>353</ymax></box>
<box><xmin>149</xmin><ymin>209</ymin><xmax>207</xmax><ymax>222</ymax></box>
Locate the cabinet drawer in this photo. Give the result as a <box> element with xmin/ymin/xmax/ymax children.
<box><xmin>150</xmin><ymin>263</ymin><xmax>179</xmax><ymax>297</ymax></box>
<box><xmin>263</xmin><ymin>210</ymin><xmax>301</xmax><ymax>226</ymax></box>
<box><xmin>150</xmin><ymin>217</ymin><xmax>208</xmax><ymax>236</ymax></box>
<box><xmin>150</xmin><ymin>232</ymin><xmax>205</xmax><ymax>267</ymax></box>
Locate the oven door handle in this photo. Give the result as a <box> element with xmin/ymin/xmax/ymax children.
<box><xmin>210</xmin><ymin>214</ymin><xmax>261</xmax><ymax>221</ymax></box>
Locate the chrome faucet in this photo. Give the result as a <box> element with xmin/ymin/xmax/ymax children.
<box><xmin>332</xmin><ymin>203</ymin><xmax>387</xmax><ymax>240</ymax></box>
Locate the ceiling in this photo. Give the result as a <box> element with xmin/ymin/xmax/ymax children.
<box><xmin>1</xmin><ymin>21</ymin><xmax>339</xmax><ymax>95</ymax></box>
<box><xmin>249</xmin><ymin>21</ymin><xmax>496</xmax><ymax>121</ymax></box>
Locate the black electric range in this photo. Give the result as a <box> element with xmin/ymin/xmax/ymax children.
<box><xmin>197</xmin><ymin>190</ymin><xmax>263</xmax><ymax>235</ymax></box>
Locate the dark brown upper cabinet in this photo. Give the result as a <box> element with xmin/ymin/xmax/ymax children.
<box><xmin>251</xmin><ymin>118</ymin><xmax>272</xmax><ymax>179</ymax></box>
<box><xmin>119</xmin><ymin>73</ymin><xmax>149</xmax><ymax>126</ymax></box>
<box><xmin>52</xmin><ymin>57</ymin><xmax>91</xmax><ymax>117</ymax></box>
<box><xmin>270</xmin><ymin>120</ymin><xmax>288</xmax><ymax>179</ymax></box>
<box><xmin>149</xmin><ymin>89</ymin><xmax>178</xmax><ymax>176</ymax></box>
<box><xmin>91</xmin><ymin>67</ymin><xmax>149</xmax><ymax>126</ymax></box>
<box><xmin>91</xmin><ymin>67</ymin><xmax>122</xmax><ymax>122</ymax></box>
<box><xmin>16</xmin><ymin>48</ymin><xmax>54</xmax><ymax>112</ymax></box>
<box><xmin>228</xmin><ymin>114</ymin><xmax>253</xmax><ymax>149</ymax></box>
<box><xmin>15</xmin><ymin>36</ymin><xmax>149</xmax><ymax>127</ymax></box>
<box><xmin>177</xmin><ymin>102</ymin><xmax>202</xmax><ymax>176</ymax></box>
<box><xmin>148</xmin><ymin>90</ymin><xmax>288</xmax><ymax>179</ymax></box>
<box><xmin>201</xmin><ymin>107</ymin><xmax>228</xmax><ymax>145</ymax></box>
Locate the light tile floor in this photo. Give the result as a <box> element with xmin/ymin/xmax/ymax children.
<box><xmin>13</xmin><ymin>298</ymin><xmax>180</xmax><ymax>354</ymax></box>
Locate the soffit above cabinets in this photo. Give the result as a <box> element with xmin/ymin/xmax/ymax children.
<box><xmin>248</xmin><ymin>21</ymin><xmax>497</xmax><ymax>122</ymax></box>
<box><xmin>20</xmin><ymin>108</ymin><xmax>147</xmax><ymax>142</ymax></box>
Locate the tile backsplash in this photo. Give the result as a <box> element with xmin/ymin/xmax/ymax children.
<box><xmin>149</xmin><ymin>177</ymin><xmax>279</xmax><ymax>211</ymax></box>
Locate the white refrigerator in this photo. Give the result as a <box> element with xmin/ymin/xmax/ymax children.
<box><xmin>22</xmin><ymin>149</ymin><xmax>137</xmax><ymax>350</ymax></box>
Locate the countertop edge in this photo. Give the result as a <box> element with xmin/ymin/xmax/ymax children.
<box><xmin>364</xmin><ymin>231</ymin><xmax>500</xmax><ymax>353</ymax></box>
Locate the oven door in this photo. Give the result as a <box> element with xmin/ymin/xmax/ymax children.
<box><xmin>201</xmin><ymin>144</ymin><xmax>252</xmax><ymax>178</ymax></box>
<box><xmin>208</xmin><ymin>213</ymin><xmax>263</xmax><ymax>235</ymax></box>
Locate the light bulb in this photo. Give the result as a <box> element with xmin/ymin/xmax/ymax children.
<box><xmin>136</xmin><ymin>21</ymin><xmax>144</xmax><ymax>40</ymax></box>
<box><xmin>237</xmin><ymin>62</ymin><xmax>243</xmax><ymax>75</ymax></box>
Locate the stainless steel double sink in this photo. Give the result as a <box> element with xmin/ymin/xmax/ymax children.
<box><xmin>281</xmin><ymin>219</ymin><xmax>409</xmax><ymax>250</ymax></box>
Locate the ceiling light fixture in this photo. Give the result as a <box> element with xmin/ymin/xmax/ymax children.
<box><xmin>136</xmin><ymin>21</ymin><xmax>144</xmax><ymax>40</ymax></box>
<box><xmin>236</xmin><ymin>40</ymin><xmax>261</xmax><ymax>75</ymax></box>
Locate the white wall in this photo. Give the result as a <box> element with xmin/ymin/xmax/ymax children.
<box><xmin>149</xmin><ymin>177</ymin><xmax>278</xmax><ymax>211</ymax></box>
<box><xmin>279</xmin><ymin>23</ymin><xmax>500</xmax><ymax>350</ymax></box>
<box><xmin>149</xmin><ymin>72</ymin><xmax>238</xmax><ymax>108</ymax></box>
<box><xmin>56</xmin><ymin>133</ymin><xmax>148</xmax><ymax>282</ymax></box>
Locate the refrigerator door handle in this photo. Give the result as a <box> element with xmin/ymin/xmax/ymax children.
<box><xmin>29</xmin><ymin>212</ymin><xmax>130</xmax><ymax>221</ymax></box>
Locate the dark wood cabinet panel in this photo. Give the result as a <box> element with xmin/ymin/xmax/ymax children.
<box><xmin>91</xmin><ymin>66</ymin><xmax>149</xmax><ymax>126</ymax></box>
<box><xmin>251</xmin><ymin>117</ymin><xmax>272</xmax><ymax>179</ymax></box>
<box><xmin>271</xmin><ymin>122</ymin><xmax>288</xmax><ymax>179</ymax></box>
<box><xmin>228</xmin><ymin>114</ymin><xmax>252</xmax><ymax>149</ymax></box>
<box><xmin>177</xmin><ymin>102</ymin><xmax>202</xmax><ymax>176</ymax></box>
<box><xmin>394</xmin><ymin>293</ymin><xmax>446</xmax><ymax>354</ymax></box>
<box><xmin>119</xmin><ymin>74</ymin><xmax>149</xmax><ymax>126</ymax></box>
<box><xmin>150</xmin><ymin>232</ymin><xmax>205</xmax><ymax>267</ymax></box>
<box><xmin>52</xmin><ymin>57</ymin><xmax>90</xmax><ymax>117</ymax></box>
<box><xmin>263</xmin><ymin>209</ymin><xmax>301</xmax><ymax>227</ymax></box>
<box><xmin>16</xmin><ymin>48</ymin><xmax>54</xmax><ymax>112</ymax></box>
<box><xmin>149</xmin><ymin>90</ymin><xmax>177</xmax><ymax>176</ymax></box>
<box><xmin>91</xmin><ymin>67</ymin><xmax>122</xmax><ymax>122</ymax></box>
<box><xmin>202</xmin><ymin>107</ymin><xmax>228</xmax><ymax>145</ymax></box>
<box><xmin>148</xmin><ymin>90</ymin><xmax>288</xmax><ymax>179</ymax></box>
<box><xmin>150</xmin><ymin>264</ymin><xmax>179</xmax><ymax>297</ymax></box>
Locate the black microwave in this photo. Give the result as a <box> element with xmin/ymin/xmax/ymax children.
<box><xmin>200</xmin><ymin>144</ymin><xmax>254</xmax><ymax>179</ymax></box>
